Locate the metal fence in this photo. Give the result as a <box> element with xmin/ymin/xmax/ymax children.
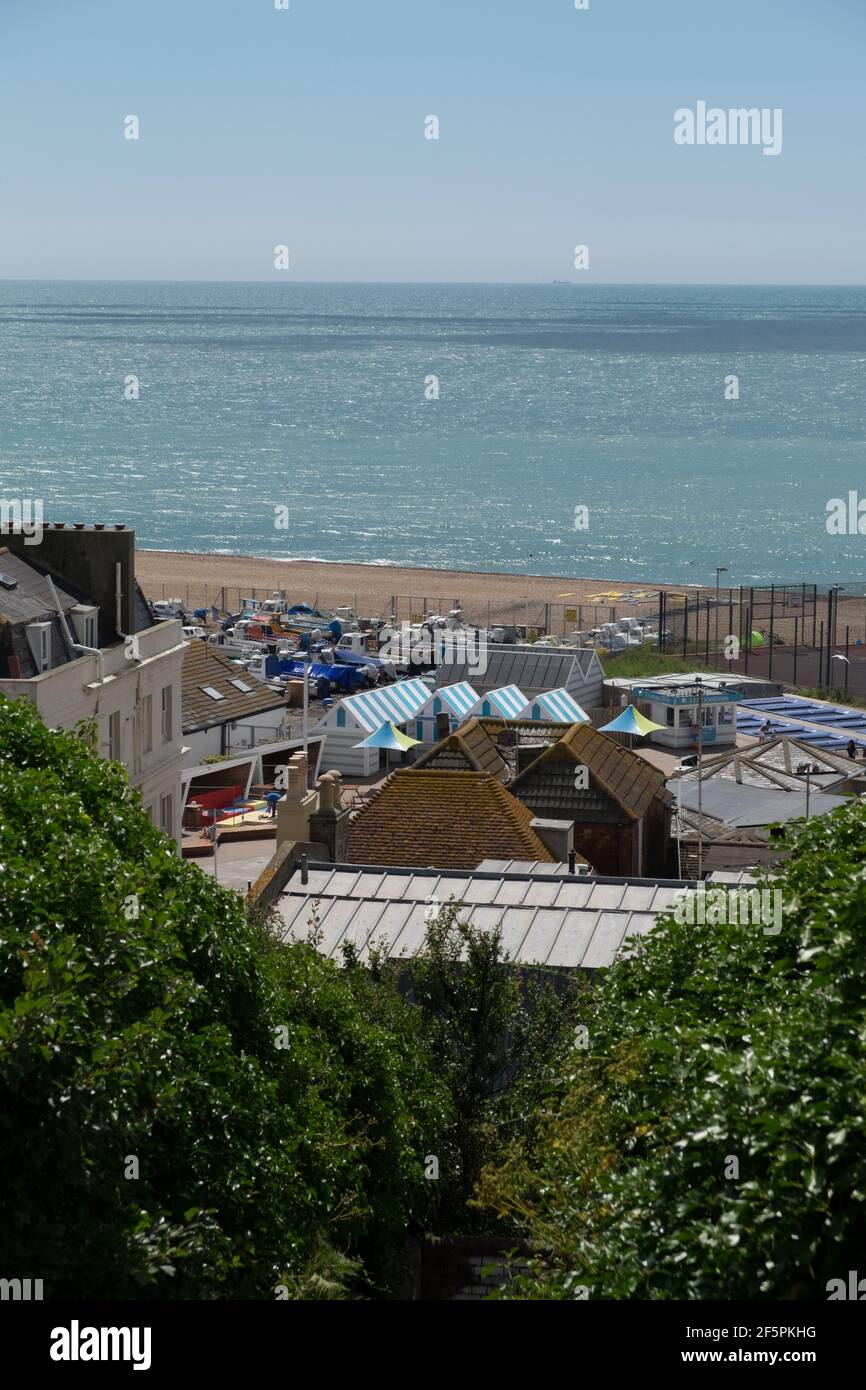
<box><xmin>148</xmin><ymin>575</ymin><xmax>866</xmax><ymax>695</ymax></box>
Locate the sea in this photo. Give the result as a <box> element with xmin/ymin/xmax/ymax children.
<box><xmin>1</xmin><ymin>280</ymin><xmax>865</xmax><ymax>587</ymax></box>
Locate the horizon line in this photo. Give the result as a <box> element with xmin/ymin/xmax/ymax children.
<box><xmin>1</xmin><ymin>278</ymin><xmax>865</xmax><ymax>289</ymax></box>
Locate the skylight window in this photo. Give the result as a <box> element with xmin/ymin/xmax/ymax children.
<box><xmin>229</xmin><ymin>678</ymin><xmax>253</xmax><ymax>693</ymax></box>
<box><xmin>201</xmin><ymin>685</ymin><xmax>225</xmax><ymax>701</ymax></box>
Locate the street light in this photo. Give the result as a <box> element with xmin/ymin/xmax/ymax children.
<box><xmin>715</xmin><ymin>567</ymin><xmax>728</xmax><ymax>670</ymax></box>
<box><xmin>695</xmin><ymin>677</ymin><xmax>704</xmax><ymax>880</ymax></box>
<box><xmin>831</xmin><ymin>653</ymin><xmax>850</xmax><ymax>699</ymax></box>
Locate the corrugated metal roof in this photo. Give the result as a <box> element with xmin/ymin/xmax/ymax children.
<box><xmin>341</xmin><ymin>677</ymin><xmax>430</xmax><ymax>732</ymax></box>
<box><xmin>275</xmin><ymin>863</ymin><xmax>701</xmax><ymax>971</ymax></box>
<box><xmin>533</xmin><ymin>688</ymin><xmax>590</xmax><ymax>723</ymax></box>
<box><xmin>435</xmin><ymin>644</ymin><xmax>593</xmax><ymax>694</ymax></box>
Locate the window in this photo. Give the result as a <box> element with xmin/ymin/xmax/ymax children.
<box><xmin>679</xmin><ymin>708</ymin><xmax>693</xmax><ymax>726</ymax></box>
<box><xmin>666</xmin><ymin>706</ymin><xmax>675</xmax><ymax>727</ymax></box>
<box><xmin>718</xmin><ymin>705</ymin><xmax>733</xmax><ymax>726</ymax></box>
<box><xmin>108</xmin><ymin>711</ymin><xmax>120</xmax><ymax>761</ymax></box>
<box><xmin>701</xmin><ymin>705</ymin><xmax>714</xmax><ymax>727</ymax></box>
<box><xmin>26</xmin><ymin>621</ymin><xmax>52</xmax><ymax>673</ymax></box>
<box><xmin>336</xmin><ymin>706</ymin><xmax>346</xmax><ymax>728</ymax></box>
<box><xmin>161</xmin><ymin>685</ymin><xmax>173</xmax><ymax>742</ymax></box>
<box><xmin>142</xmin><ymin>693</ymin><xmax>153</xmax><ymax>753</ymax></box>
<box><xmin>229</xmin><ymin>678</ymin><xmax>253</xmax><ymax>693</ymax></box>
<box><xmin>71</xmin><ymin>605</ymin><xmax>98</xmax><ymax>649</ymax></box>
<box><xmin>201</xmin><ymin>685</ymin><xmax>225</xmax><ymax>701</ymax></box>
<box><xmin>159</xmin><ymin>793</ymin><xmax>173</xmax><ymax>836</ymax></box>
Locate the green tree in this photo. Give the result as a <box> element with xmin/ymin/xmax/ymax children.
<box><xmin>0</xmin><ymin>695</ymin><xmax>448</xmax><ymax>1298</ymax></box>
<box><xmin>401</xmin><ymin>904</ymin><xmax>585</xmax><ymax>1231</ymax></box>
<box><xmin>478</xmin><ymin>802</ymin><xmax>866</xmax><ymax>1299</ymax></box>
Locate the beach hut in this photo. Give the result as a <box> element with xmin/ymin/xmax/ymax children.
<box><xmin>316</xmin><ymin>677</ymin><xmax>429</xmax><ymax>776</ymax></box>
<box><xmin>473</xmin><ymin>684</ymin><xmax>531</xmax><ymax>720</ymax></box>
<box><xmin>527</xmin><ymin>688</ymin><xmax>590</xmax><ymax>725</ymax></box>
<box><xmin>412</xmin><ymin>681</ymin><xmax>480</xmax><ymax>744</ymax></box>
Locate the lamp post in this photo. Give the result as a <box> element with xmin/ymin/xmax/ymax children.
<box><xmin>715</xmin><ymin>567</ymin><xmax>728</xmax><ymax>669</ymax></box>
<box><xmin>302</xmin><ymin>649</ymin><xmax>310</xmax><ymax>788</ymax></box>
<box><xmin>695</xmin><ymin>677</ymin><xmax>704</xmax><ymax>880</ymax></box>
<box><xmin>831</xmin><ymin>653</ymin><xmax>849</xmax><ymax>699</ymax></box>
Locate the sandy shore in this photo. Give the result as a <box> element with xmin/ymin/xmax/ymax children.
<box><xmin>136</xmin><ymin>551</ymin><xmax>665</xmax><ymax>627</ymax></box>
<box><xmin>136</xmin><ymin>550</ymin><xmax>866</xmax><ymax>649</ymax></box>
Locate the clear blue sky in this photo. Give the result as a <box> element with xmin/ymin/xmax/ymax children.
<box><xmin>1</xmin><ymin>0</ymin><xmax>863</xmax><ymax>282</ymax></box>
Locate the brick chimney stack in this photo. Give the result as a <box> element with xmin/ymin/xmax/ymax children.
<box><xmin>308</xmin><ymin>770</ymin><xmax>350</xmax><ymax>861</ymax></box>
<box><xmin>275</xmin><ymin>752</ymin><xmax>320</xmax><ymax>847</ymax></box>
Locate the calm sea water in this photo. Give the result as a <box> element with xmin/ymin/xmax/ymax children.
<box><xmin>1</xmin><ymin>281</ymin><xmax>865</xmax><ymax>586</ymax></box>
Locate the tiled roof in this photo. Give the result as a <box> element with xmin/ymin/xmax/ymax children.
<box><xmin>413</xmin><ymin>719</ymin><xmax>509</xmax><ymax>780</ymax></box>
<box><xmin>346</xmin><ymin>769</ymin><xmax>559</xmax><ymax>870</ymax></box>
<box><xmin>182</xmin><ymin>641</ymin><xmax>288</xmax><ymax>733</ymax></box>
<box><xmin>511</xmin><ymin>722</ymin><xmax>670</xmax><ymax>821</ymax></box>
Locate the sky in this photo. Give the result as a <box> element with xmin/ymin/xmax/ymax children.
<box><xmin>0</xmin><ymin>0</ymin><xmax>864</xmax><ymax>283</ymax></box>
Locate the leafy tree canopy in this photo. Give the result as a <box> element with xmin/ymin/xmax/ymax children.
<box><xmin>0</xmin><ymin>695</ymin><xmax>449</xmax><ymax>1298</ymax></box>
<box><xmin>478</xmin><ymin>800</ymin><xmax>866</xmax><ymax>1299</ymax></box>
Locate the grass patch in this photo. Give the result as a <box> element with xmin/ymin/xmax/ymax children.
<box><xmin>600</xmin><ymin>649</ymin><xmax>716</xmax><ymax>678</ymax></box>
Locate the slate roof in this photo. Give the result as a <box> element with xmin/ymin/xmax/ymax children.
<box><xmin>275</xmin><ymin>862</ymin><xmax>694</xmax><ymax>971</ymax></box>
<box><xmin>412</xmin><ymin>719</ymin><xmax>509</xmax><ymax>780</ymax></box>
<box><xmin>511</xmin><ymin>722</ymin><xmax>670</xmax><ymax>821</ymax></box>
<box><xmin>346</xmin><ymin>769</ymin><xmax>563</xmax><ymax>870</ymax></box>
<box><xmin>674</xmin><ymin>807</ymin><xmax>771</xmax><ymax>878</ymax></box>
<box><xmin>0</xmin><ymin>549</ymin><xmax>82</xmax><ymax>678</ymax></box>
<box><xmin>182</xmin><ymin>640</ymin><xmax>289</xmax><ymax>733</ymax></box>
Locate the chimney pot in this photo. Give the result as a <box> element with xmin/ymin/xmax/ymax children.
<box><xmin>301</xmin><ymin>853</ymin><xmax>309</xmax><ymax>885</ymax></box>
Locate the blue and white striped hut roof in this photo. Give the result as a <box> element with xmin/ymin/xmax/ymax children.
<box><xmin>484</xmin><ymin>685</ymin><xmax>530</xmax><ymax>719</ymax></box>
<box><xmin>430</xmin><ymin>681</ymin><xmax>479</xmax><ymax>718</ymax></box>
<box><xmin>532</xmin><ymin>688</ymin><xmax>591</xmax><ymax>724</ymax></box>
<box><xmin>341</xmin><ymin>677</ymin><xmax>430</xmax><ymax>733</ymax></box>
